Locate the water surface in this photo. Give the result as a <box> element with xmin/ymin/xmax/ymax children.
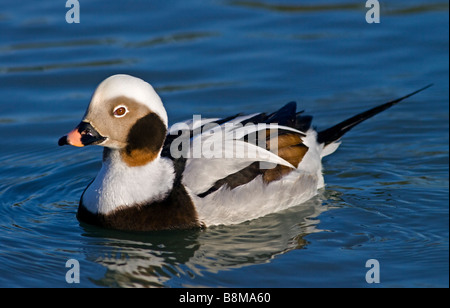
<box><xmin>0</xmin><ymin>0</ymin><xmax>448</xmax><ymax>287</ymax></box>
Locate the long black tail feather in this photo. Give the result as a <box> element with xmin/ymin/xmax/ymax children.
<box><xmin>317</xmin><ymin>84</ymin><xmax>433</xmax><ymax>146</ymax></box>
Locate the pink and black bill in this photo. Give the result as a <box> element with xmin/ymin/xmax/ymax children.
<box><xmin>58</xmin><ymin>121</ymin><xmax>106</xmax><ymax>147</ymax></box>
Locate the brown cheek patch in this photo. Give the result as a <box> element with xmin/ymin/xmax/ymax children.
<box><xmin>120</xmin><ymin>113</ymin><xmax>167</xmax><ymax>167</ymax></box>
<box><xmin>263</xmin><ymin>133</ymin><xmax>309</xmax><ymax>183</ymax></box>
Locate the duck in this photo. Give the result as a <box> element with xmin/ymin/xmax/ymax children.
<box><xmin>58</xmin><ymin>74</ymin><xmax>431</xmax><ymax>231</ymax></box>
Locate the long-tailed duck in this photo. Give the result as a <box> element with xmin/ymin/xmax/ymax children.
<box><xmin>58</xmin><ymin>74</ymin><xmax>431</xmax><ymax>231</ymax></box>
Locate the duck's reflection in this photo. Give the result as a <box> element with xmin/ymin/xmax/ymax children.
<box><xmin>80</xmin><ymin>190</ymin><xmax>340</xmax><ymax>287</ymax></box>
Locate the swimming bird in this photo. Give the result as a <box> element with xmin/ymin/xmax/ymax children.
<box><xmin>58</xmin><ymin>74</ymin><xmax>431</xmax><ymax>231</ymax></box>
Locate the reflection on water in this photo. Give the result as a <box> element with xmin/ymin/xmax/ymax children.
<box><xmin>0</xmin><ymin>38</ymin><xmax>118</xmax><ymax>52</ymax></box>
<box><xmin>1</xmin><ymin>58</ymin><xmax>135</xmax><ymax>74</ymax></box>
<box><xmin>0</xmin><ymin>31</ymin><xmax>217</xmax><ymax>74</ymax></box>
<box><xmin>228</xmin><ymin>0</ymin><xmax>449</xmax><ymax>15</ymax></box>
<box><xmin>125</xmin><ymin>32</ymin><xmax>218</xmax><ymax>49</ymax></box>
<box><xmin>81</xmin><ymin>192</ymin><xmax>334</xmax><ymax>287</ymax></box>
<box><xmin>228</xmin><ymin>1</ymin><xmax>361</xmax><ymax>13</ymax></box>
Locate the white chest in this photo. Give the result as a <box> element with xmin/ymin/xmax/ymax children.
<box><xmin>82</xmin><ymin>152</ymin><xmax>175</xmax><ymax>215</ymax></box>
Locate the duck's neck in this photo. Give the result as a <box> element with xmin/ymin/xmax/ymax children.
<box><xmin>81</xmin><ymin>148</ymin><xmax>175</xmax><ymax>215</ymax></box>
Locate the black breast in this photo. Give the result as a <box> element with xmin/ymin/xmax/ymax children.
<box><xmin>77</xmin><ymin>184</ymin><xmax>201</xmax><ymax>231</ymax></box>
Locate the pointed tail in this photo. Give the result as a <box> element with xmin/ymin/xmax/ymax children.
<box><xmin>317</xmin><ymin>84</ymin><xmax>433</xmax><ymax>146</ymax></box>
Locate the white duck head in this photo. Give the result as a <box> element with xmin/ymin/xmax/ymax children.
<box><xmin>59</xmin><ymin>74</ymin><xmax>169</xmax><ymax>166</ymax></box>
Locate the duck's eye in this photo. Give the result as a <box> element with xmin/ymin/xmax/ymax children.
<box><xmin>113</xmin><ymin>106</ymin><xmax>128</xmax><ymax>118</ymax></box>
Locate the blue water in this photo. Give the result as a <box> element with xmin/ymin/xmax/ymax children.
<box><xmin>0</xmin><ymin>0</ymin><xmax>448</xmax><ymax>287</ymax></box>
